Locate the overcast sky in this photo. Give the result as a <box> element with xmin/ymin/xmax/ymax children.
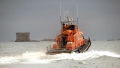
<box><xmin>0</xmin><ymin>0</ymin><xmax>120</xmax><ymax>42</ymax></box>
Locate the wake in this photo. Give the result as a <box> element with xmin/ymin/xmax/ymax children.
<box><xmin>0</xmin><ymin>50</ymin><xmax>120</xmax><ymax>64</ymax></box>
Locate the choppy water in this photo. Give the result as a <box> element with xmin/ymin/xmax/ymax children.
<box><xmin>0</xmin><ymin>41</ymin><xmax>120</xmax><ymax>68</ymax></box>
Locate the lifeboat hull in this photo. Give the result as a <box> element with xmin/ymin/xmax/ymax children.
<box><xmin>46</xmin><ymin>38</ymin><xmax>91</xmax><ymax>55</ymax></box>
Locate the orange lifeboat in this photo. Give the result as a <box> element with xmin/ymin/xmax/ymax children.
<box><xmin>46</xmin><ymin>12</ymin><xmax>91</xmax><ymax>55</ymax></box>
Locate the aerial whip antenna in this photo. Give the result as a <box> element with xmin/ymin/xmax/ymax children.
<box><xmin>60</xmin><ymin>2</ymin><xmax>61</xmax><ymax>23</ymax></box>
<box><xmin>77</xmin><ymin>4</ymin><xmax>78</xmax><ymax>26</ymax></box>
<box><xmin>63</xmin><ymin>7</ymin><xmax>65</xmax><ymax>21</ymax></box>
<box><xmin>73</xmin><ymin>7</ymin><xmax>74</xmax><ymax>21</ymax></box>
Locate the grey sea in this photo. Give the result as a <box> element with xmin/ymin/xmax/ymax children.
<box><xmin>0</xmin><ymin>41</ymin><xmax>120</xmax><ymax>68</ymax></box>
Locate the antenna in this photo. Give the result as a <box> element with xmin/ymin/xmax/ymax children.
<box><xmin>60</xmin><ymin>2</ymin><xmax>61</xmax><ymax>23</ymax></box>
<box><xmin>73</xmin><ymin>7</ymin><xmax>74</xmax><ymax>21</ymax></box>
<box><xmin>63</xmin><ymin>7</ymin><xmax>65</xmax><ymax>21</ymax></box>
<box><xmin>77</xmin><ymin>4</ymin><xmax>78</xmax><ymax>26</ymax></box>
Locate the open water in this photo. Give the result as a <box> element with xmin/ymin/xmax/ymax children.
<box><xmin>0</xmin><ymin>41</ymin><xmax>120</xmax><ymax>68</ymax></box>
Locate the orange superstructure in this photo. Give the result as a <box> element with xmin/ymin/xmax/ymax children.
<box><xmin>46</xmin><ymin>12</ymin><xmax>91</xmax><ymax>55</ymax></box>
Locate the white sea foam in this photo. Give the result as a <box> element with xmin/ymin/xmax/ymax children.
<box><xmin>0</xmin><ymin>50</ymin><xmax>120</xmax><ymax>64</ymax></box>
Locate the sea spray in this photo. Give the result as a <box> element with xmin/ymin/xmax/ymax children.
<box><xmin>0</xmin><ymin>50</ymin><xmax>120</xmax><ymax>64</ymax></box>
<box><xmin>52</xmin><ymin>50</ymin><xmax>120</xmax><ymax>60</ymax></box>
